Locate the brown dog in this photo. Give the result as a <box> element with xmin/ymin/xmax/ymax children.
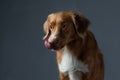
<box><xmin>43</xmin><ymin>11</ymin><xmax>104</xmax><ymax>80</ymax></box>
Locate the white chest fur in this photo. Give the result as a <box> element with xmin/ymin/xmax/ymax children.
<box><xmin>58</xmin><ymin>47</ymin><xmax>89</xmax><ymax>80</ymax></box>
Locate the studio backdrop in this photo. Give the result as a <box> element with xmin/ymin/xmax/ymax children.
<box><xmin>0</xmin><ymin>0</ymin><xmax>120</xmax><ymax>80</ymax></box>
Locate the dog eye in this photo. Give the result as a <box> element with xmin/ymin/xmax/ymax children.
<box><xmin>62</xmin><ymin>24</ymin><xmax>66</xmax><ymax>30</ymax></box>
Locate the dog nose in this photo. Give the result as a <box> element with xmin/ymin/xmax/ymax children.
<box><xmin>48</xmin><ymin>39</ymin><xmax>59</xmax><ymax>46</ymax></box>
<box><xmin>48</xmin><ymin>39</ymin><xmax>58</xmax><ymax>46</ymax></box>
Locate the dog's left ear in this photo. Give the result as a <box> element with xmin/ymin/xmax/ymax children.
<box><xmin>43</xmin><ymin>20</ymin><xmax>50</xmax><ymax>40</ymax></box>
<box><xmin>71</xmin><ymin>12</ymin><xmax>90</xmax><ymax>37</ymax></box>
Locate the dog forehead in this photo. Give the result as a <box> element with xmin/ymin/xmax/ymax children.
<box><xmin>47</xmin><ymin>12</ymin><xmax>72</xmax><ymax>24</ymax></box>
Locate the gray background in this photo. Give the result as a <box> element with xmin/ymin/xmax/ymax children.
<box><xmin>0</xmin><ymin>0</ymin><xmax>120</xmax><ymax>80</ymax></box>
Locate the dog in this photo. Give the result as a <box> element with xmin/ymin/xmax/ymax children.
<box><xmin>43</xmin><ymin>11</ymin><xmax>104</xmax><ymax>80</ymax></box>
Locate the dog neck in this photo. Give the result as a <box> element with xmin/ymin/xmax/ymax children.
<box><xmin>56</xmin><ymin>31</ymin><xmax>98</xmax><ymax>63</ymax></box>
<box><xmin>56</xmin><ymin>34</ymin><xmax>84</xmax><ymax>64</ymax></box>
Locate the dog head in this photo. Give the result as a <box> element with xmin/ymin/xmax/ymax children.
<box><xmin>43</xmin><ymin>11</ymin><xmax>90</xmax><ymax>51</ymax></box>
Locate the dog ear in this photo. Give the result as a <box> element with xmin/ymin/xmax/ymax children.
<box><xmin>43</xmin><ymin>20</ymin><xmax>50</xmax><ymax>40</ymax></box>
<box><xmin>43</xmin><ymin>13</ymin><xmax>55</xmax><ymax>40</ymax></box>
<box><xmin>71</xmin><ymin>13</ymin><xmax>90</xmax><ymax>38</ymax></box>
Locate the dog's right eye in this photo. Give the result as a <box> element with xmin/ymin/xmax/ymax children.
<box><xmin>62</xmin><ymin>24</ymin><xmax>67</xmax><ymax>31</ymax></box>
<box><xmin>62</xmin><ymin>24</ymin><xmax>66</xmax><ymax>28</ymax></box>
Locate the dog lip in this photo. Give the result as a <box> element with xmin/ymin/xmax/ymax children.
<box><xmin>44</xmin><ymin>40</ymin><xmax>60</xmax><ymax>51</ymax></box>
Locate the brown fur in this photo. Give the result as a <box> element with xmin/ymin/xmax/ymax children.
<box><xmin>43</xmin><ymin>11</ymin><xmax>104</xmax><ymax>80</ymax></box>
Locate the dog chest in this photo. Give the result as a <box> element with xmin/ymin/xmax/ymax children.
<box><xmin>58</xmin><ymin>47</ymin><xmax>89</xmax><ymax>75</ymax></box>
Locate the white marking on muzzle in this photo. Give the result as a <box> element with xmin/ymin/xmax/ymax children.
<box><xmin>48</xmin><ymin>30</ymin><xmax>58</xmax><ymax>42</ymax></box>
<box><xmin>50</xmin><ymin>33</ymin><xmax>57</xmax><ymax>39</ymax></box>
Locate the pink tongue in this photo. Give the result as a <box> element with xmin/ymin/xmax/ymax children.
<box><xmin>44</xmin><ymin>40</ymin><xmax>51</xmax><ymax>49</ymax></box>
